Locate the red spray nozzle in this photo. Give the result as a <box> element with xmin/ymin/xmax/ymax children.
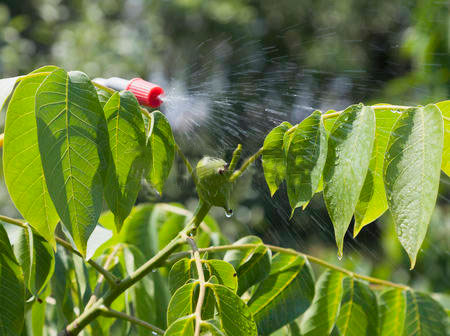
<box><xmin>93</xmin><ymin>77</ymin><xmax>164</xmax><ymax>108</ymax></box>
<box><xmin>126</xmin><ymin>78</ymin><xmax>164</xmax><ymax>108</ymax></box>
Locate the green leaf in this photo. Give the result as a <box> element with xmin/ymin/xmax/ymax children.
<box><xmin>208</xmin><ymin>283</ymin><xmax>258</xmax><ymax>336</ymax></box>
<box><xmin>436</xmin><ymin>101</ymin><xmax>450</xmax><ymax>176</ymax></box>
<box><xmin>169</xmin><ymin>258</ymin><xmax>195</xmax><ymax>295</ymax></box>
<box><xmin>353</xmin><ymin>108</ymin><xmax>400</xmax><ymax>236</ymax></box>
<box><xmin>103</xmin><ymin>91</ymin><xmax>148</xmax><ymax>230</ymax></box>
<box><xmin>223</xmin><ymin>236</ymin><xmax>271</xmax><ymax>295</ymax></box>
<box><xmin>404</xmin><ymin>290</ymin><xmax>447</xmax><ymax>336</ymax></box>
<box><xmin>164</xmin><ymin>315</ymin><xmax>195</xmax><ymax>336</ymax></box>
<box><xmin>378</xmin><ymin>288</ymin><xmax>406</xmax><ymax>335</ymax></box>
<box><xmin>262</xmin><ymin>121</ymin><xmax>292</xmax><ymax>196</ymax></box>
<box><xmin>205</xmin><ymin>259</ymin><xmax>237</xmax><ymax>293</ymax></box>
<box><xmin>28</xmin><ymin>294</ymin><xmax>48</xmax><ymax>336</ymax></box>
<box><xmin>300</xmin><ymin>270</ymin><xmax>345</xmax><ymax>336</ymax></box>
<box><xmin>323</xmin><ymin>104</ymin><xmax>375</xmax><ymax>257</ymax></box>
<box><xmin>285</xmin><ymin>111</ymin><xmax>327</xmax><ymax>214</ymax></box>
<box><xmin>35</xmin><ymin>69</ymin><xmax>108</xmax><ymax>257</ymax></box>
<box><xmin>50</xmin><ymin>247</ymin><xmax>75</xmax><ymax>325</ymax></box>
<box><xmin>3</xmin><ymin>66</ymin><xmax>60</xmax><ymax>248</ymax></box>
<box><xmin>146</xmin><ymin>111</ymin><xmax>175</xmax><ymax>195</ymax></box>
<box><xmin>167</xmin><ymin>282</ymin><xmax>198</xmax><ymax>325</ymax></box>
<box><xmin>0</xmin><ymin>76</ymin><xmax>19</xmax><ymax>111</ymax></box>
<box><xmin>95</xmin><ymin>88</ymin><xmax>113</xmax><ymax>107</ymax></box>
<box><xmin>122</xmin><ymin>246</ymin><xmax>160</xmax><ymax>332</ymax></box>
<box><xmin>334</xmin><ymin>277</ymin><xmax>378</xmax><ymax>336</ymax></box>
<box><xmin>248</xmin><ymin>254</ymin><xmax>315</xmax><ymax>335</ymax></box>
<box><xmin>384</xmin><ymin>105</ymin><xmax>444</xmax><ymax>268</ymax></box>
<box><xmin>13</xmin><ymin>224</ymin><xmax>55</xmax><ymax>296</ymax></box>
<box><xmin>0</xmin><ymin>224</ymin><xmax>25</xmax><ymax>336</ymax></box>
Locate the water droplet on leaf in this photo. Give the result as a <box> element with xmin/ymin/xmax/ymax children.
<box><xmin>337</xmin><ymin>251</ymin><xmax>343</xmax><ymax>260</ymax></box>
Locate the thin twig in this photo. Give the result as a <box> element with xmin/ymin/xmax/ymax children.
<box><xmin>168</xmin><ymin>243</ymin><xmax>410</xmax><ymax>290</ymax></box>
<box><xmin>229</xmin><ymin>147</ymin><xmax>263</xmax><ymax>182</ymax></box>
<box><xmin>185</xmin><ymin>236</ymin><xmax>206</xmax><ymax>336</ymax></box>
<box><xmin>228</xmin><ymin>144</ymin><xmax>242</xmax><ymax>172</ymax></box>
<box><xmin>98</xmin><ymin>306</ymin><xmax>164</xmax><ymax>335</ymax></box>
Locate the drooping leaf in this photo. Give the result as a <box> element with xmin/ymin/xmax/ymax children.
<box><xmin>248</xmin><ymin>254</ymin><xmax>315</xmax><ymax>335</ymax></box>
<box><xmin>3</xmin><ymin>66</ymin><xmax>60</xmax><ymax>248</ymax></box>
<box><xmin>378</xmin><ymin>288</ymin><xmax>406</xmax><ymax>335</ymax></box>
<box><xmin>103</xmin><ymin>91</ymin><xmax>148</xmax><ymax>230</ymax></box>
<box><xmin>0</xmin><ymin>76</ymin><xmax>19</xmax><ymax>111</ymax></box>
<box><xmin>35</xmin><ymin>69</ymin><xmax>108</xmax><ymax>257</ymax></box>
<box><xmin>323</xmin><ymin>104</ymin><xmax>375</xmax><ymax>257</ymax></box>
<box><xmin>285</xmin><ymin>111</ymin><xmax>327</xmax><ymax>214</ymax></box>
<box><xmin>333</xmin><ymin>277</ymin><xmax>378</xmax><ymax>336</ymax></box>
<box><xmin>262</xmin><ymin>122</ymin><xmax>292</xmax><ymax>196</ymax></box>
<box><xmin>164</xmin><ymin>314</ymin><xmax>195</xmax><ymax>336</ymax></box>
<box><xmin>146</xmin><ymin>111</ymin><xmax>175</xmax><ymax>195</ymax></box>
<box><xmin>404</xmin><ymin>290</ymin><xmax>447</xmax><ymax>336</ymax></box>
<box><xmin>208</xmin><ymin>283</ymin><xmax>258</xmax><ymax>336</ymax></box>
<box><xmin>223</xmin><ymin>236</ymin><xmax>271</xmax><ymax>295</ymax></box>
<box><xmin>50</xmin><ymin>246</ymin><xmax>75</xmax><ymax>326</ymax></box>
<box><xmin>167</xmin><ymin>282</ymin><xmax>198</xmax><ymax>325</ymax></box>
<box><xmin>300</xmin><ymin>270</ymin><xmax>345</xmax><ymax>336</ymax></box>
<box><xmin>436</xmin><ymin>101</ymin><xmax>450</xmax><ymax>176</ymax></box>
<box><xmin>384</xmin><ymin>105</ymin><xmax>444</xmax><ymax>268</ymax></box>
<box><xmin>13</xmin><ymin>224</ymin><xmax>55</xmax><ymax>296</ymax></box>
<box><xmin>353</xmin><ymin>108</ymin><xmax>400</xmax><ymax>236</ymax></box>
<box><xmin>0</xmin><ymin>224</ymin><xmax>25</xmax><ymax>336</ymax></box>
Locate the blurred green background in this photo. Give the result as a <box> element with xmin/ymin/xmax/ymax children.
<box><xmin>0</xmin><ymin>0</ymin><xmax>448</xmax><ymax>296</ymax></box>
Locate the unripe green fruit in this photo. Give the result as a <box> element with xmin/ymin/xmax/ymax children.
<box><xmin>195</xmin><ymin>157</ymin><xmax>232</xmax><ymax>211</ymax></box>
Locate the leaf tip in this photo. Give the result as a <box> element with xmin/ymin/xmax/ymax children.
<box><xmin>408</xmin><ymin>255</ymin><xmax>417</xmax><ymax>270</ymax></box>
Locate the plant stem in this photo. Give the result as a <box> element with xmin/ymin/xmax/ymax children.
<box><xmin>98</xmin><ymin>306</ymin><xmax>164</xmax><ymax>335</ymax></box>
<box><xmin>186</xmin><ymin>237</ymin><xmax>205</xmax><ymax>336</ymax></box>
<box><xmin>0</xmin><ymin>215</ymin><xmax>28</xmax><ymax>228</ymax></box>
<box><xmin>168</xmin><ymin>243</ymin><xmax>409</xmax><ymax>290</ymax></box>
<box><xmin>0</xmin><ymin>214</ymin><xmax>119</xmax><ymax>286</ymax></box>
<box><xmin>229</xmin><ymin>147</ymin><xmax>263</xmax><ymax>182</ymax></box>
<box><xmin>228</xmin><ymin>144</ymin><xmax>242</xmax><ymax>172</ymax></box>
<box><xmin>61</xmin><ymin>201</ymin><xmax>211</xmax><ymax>335</ymax></box>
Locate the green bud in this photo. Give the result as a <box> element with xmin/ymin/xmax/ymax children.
<box><xmin>195</xmin><ymin>157</ymin><xmax>232</xmax><ymax>211</ymax></box>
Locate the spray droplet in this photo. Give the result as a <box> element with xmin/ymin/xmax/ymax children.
<box><xmin>337</xmin><ymin>251</ymin><xmax>343</xmax><ymax>261</ymax></box>
<box><xmin>225</xmin><ymin>209</ymin><xmax>233</xmax><ymax>218</ymax></box>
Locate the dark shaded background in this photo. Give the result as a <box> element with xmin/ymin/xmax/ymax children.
<box><xmin>0</xmin><ymin>0</ymin><xmax>448</xmax><ymax>296</ymax></box>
